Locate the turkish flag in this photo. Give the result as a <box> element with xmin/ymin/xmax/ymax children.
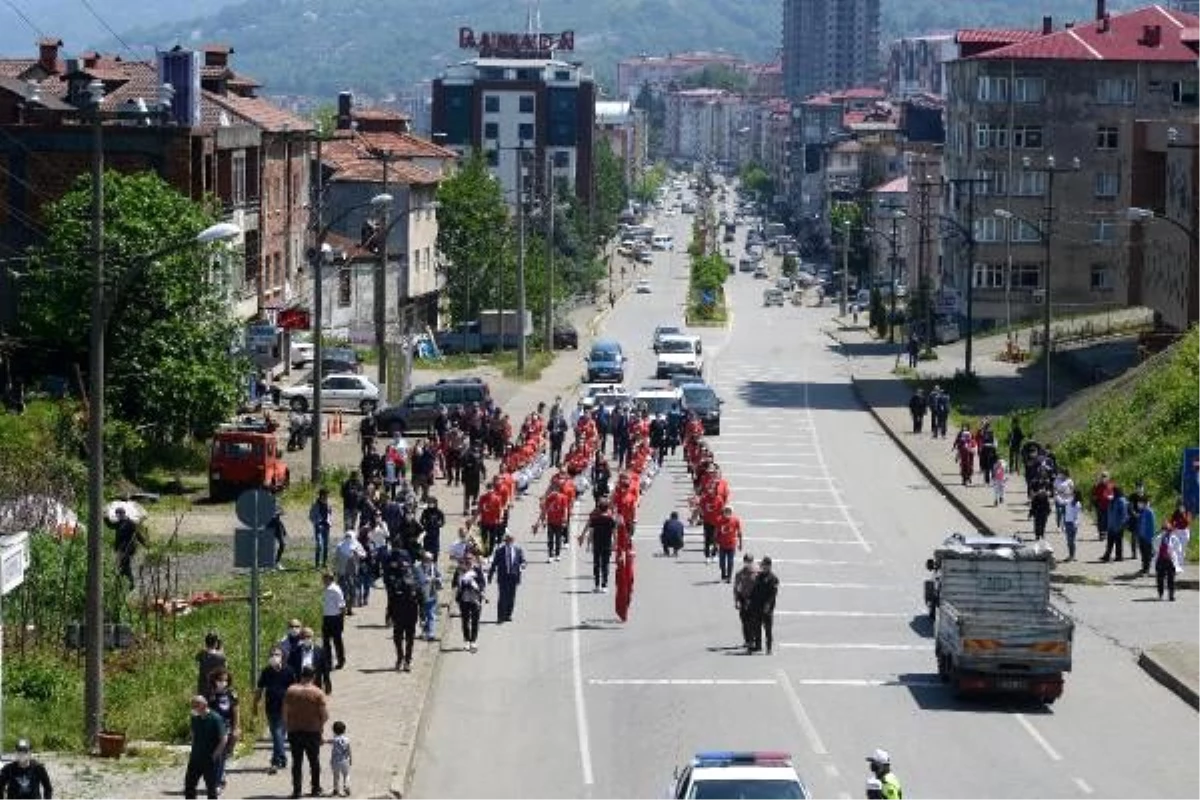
<box><xmin>615</xmin><ymin>525</ymin><xmax>635</xmax><ymax>622</ymax></box>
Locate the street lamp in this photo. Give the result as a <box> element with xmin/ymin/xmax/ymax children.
<box><xmin>308</xmin><ymin>192</ymin><xmax>393</xmax><ymax>483</ymax></box>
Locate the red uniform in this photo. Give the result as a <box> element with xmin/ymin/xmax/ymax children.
<box><xmin>477</xmin><ymin>490</ymin><xmax>504</xmax><ymax>526</ymax></box>
<box><xmin>716</xmin><ymin>514</ymin><xmax>743</xmax><ymax>551</ymax></box>
<box><xmin>542</xmin><ymin>490</ymin><xmax>571</xmax><ymax>526</ymax></box>
<box><xmin>498</xmin><ymin>472</ymin><xmax>516</xmax><ymax>507</ymax></box>
<box><xmin>614</xmin><ymin>486</ymin><xmax>639</xmax><ymax>529</ymax></box>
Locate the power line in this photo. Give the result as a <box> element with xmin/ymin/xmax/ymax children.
<box><xmin>77</xmin><ymin>0</ymin><xmax>136</xmax><ymax>59</ymax></box>
<box><xmin>1</xmin><ymin>0</ymin><xmax>43</xmax><ymax>38</ymax></box>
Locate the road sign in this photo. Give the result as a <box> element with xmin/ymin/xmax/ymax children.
<box><xmin>233</xmin><ymin>528</ymin><xmax>276</xmax><ymax>569</ymax></box>
<box><xmin>235</xmin><ymin>488</ymin><xmax>277</xmax><ymax>528</ymax></box>
<box><xmin>1181</xmin><ymin>447</ymin><xmax>1199</xmax><ymax>515</ymax></box>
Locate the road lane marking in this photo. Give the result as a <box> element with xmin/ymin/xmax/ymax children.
<box><xmin>801</xmin><ymin>367</ymin><xmax>872</xmax><ymax>553</ymax></box>
<box><xmin>732</xmin><ymin>487</ymin><xmax>836</xmax><ymax>494</ymax></box>
<box><xmin>714</xmin><ymin>461</ymin><xmax>823</xmax><ymax>467</ymax></box>
<box><xmin>1015</xmin><ymin>713</ymin><xmax>1062</xmax><ymax>761</ymax></box>
<box><xmin>767</xmin><ymin>558</ymin><xmax>875</xmax><ymax>566</ymax></box>
<box><xmin>735</xmin><ymin>501</ymin><xmax>844</xmax><ymax>509</ymax></box>
<box><xmin>726</xmin><ymin>536</ymin><xmax>864</xmax><ymax>544</ymax></box>
<box><xmin>776</xmin><ymin>668</ymin><xmax>829</xmax><ymax>756</ymax></box>
<box><xmin>778</xmin><ymin>642</ymin><xmax>929</xmax><ymax>651</ymax></box>
<box><xmin>779</xmin><ymin>582</ymin><xmax>905</xmax><ymax>590</ymax></box>
<box><xmin>824</xmin><ymin>763</ymin><xmax>840</xmax><ymax>778</ymax></box>
<box><xmin>1072</xmin><ymin>777</ymin><xmax>1094</xmax><ymax>794</ymax></box>
<box><xmin>774</xmin><ymin>610</ymin><xmax>912</xmax><ymax>618</ymax></box>
<box><xmin>792</xmin><ymin>677</ymin><xmax>944</xmax><ymax>687</ymax></box>
<box><xmin>588</xmin><ymin>678</ymin><xmax>778</xmax><ymax>686</ymax></box>
<box><xmin>743</xmin><ymin>518</ymin><xmax>848</xmax><ymax>526</ymax></box>
<box><xmin>724</xmin><ymin>473</ymin><xmax>834</xmax><ymax>481</ymax></box>
<box><xmin>569</xmin><ymin>511</ymin><xmax>595</xmax><ymax>785</ymax></box>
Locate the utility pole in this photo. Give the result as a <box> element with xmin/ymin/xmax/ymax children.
<box><xmin>544</xmin><ymin>156</ymin><xmax>555</xmax><ymax>352</ymax></box>
<box><xmin>888</xmin><ymin>213</ymin><xmax>900</xmax><ymax>344</ymax></box>
<box><xmin>944</xmin><ymin>177</ymin><xmax>988</xmax><ymax>375</ymax></box>
<box><xmin>916</xmin><ymin>176</ymin><xmax>935</xmax><ymax>351</ymax></box>
<box><xmin>515</xmin><ymin>143</ymin><xmax>528</xmax><ymax>376</ymax></box>
<box><xmin>375</xmin><ymin>155</ymin><xmax>390</xmax><ymax>391</ymax></box>
<box><xmin>310</xmin><ymin>135</ymin><xmax>325</xmax><ymax>483</ymax></box>
<box><xmin>84</xmin><ymin>81</ymin><xmax>105</xmax><ymax>750</ymax></box>
<box><xmin>839</xmin><ymin>220</ymin><xmax>850</xmax><ymax>317</ymax></box>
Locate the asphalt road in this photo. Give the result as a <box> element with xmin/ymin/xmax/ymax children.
<box><xmin>410</xmin><ymin>197</ymin><xmax>1199</xmax><ymax>799</ymax></box>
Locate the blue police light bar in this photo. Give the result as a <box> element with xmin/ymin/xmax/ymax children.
<box><xmin>693</xmin><ymin>751</ymin><xmax>793</xmax><ymax>767</ymax></box>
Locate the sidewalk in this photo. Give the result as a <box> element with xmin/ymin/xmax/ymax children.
<box><xmin>826</xmin><ymin>320</ymin><xmax>1199</xmax><ymax>709</ymax></box>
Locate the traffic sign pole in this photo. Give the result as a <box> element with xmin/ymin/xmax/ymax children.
<box><xmin>236</xmin><ymin>489</ymin><xmax>277</xmax><ymax>692</ymax></box>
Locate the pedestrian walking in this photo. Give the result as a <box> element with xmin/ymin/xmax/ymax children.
<box><xmin>386</xmin><ymin>556</ymin><xmax>421</xmax><ymax>671</ymax></box>
<box><xmin>309</xmin><ymin>489</ymin><xmax>333</xmax><ymax>569</ymax></box>
<box><xmin>111</xmin><ymin>506</ymin><xmax>148</xmax><ymax>590</ymax></box>
<box><xmin>1029</xmin><ymin>483</ymin><xmax>1051</xmax><ymax>540</ymax></box>
<box><xmin>991</xmin><ymin>458</ymin><xmax>1007</xmax><ymax>506</ymax></box>
<box><xmin>908</xmin><ymin>389</ymin><xmax>927</xmax><ymax>434</ymax></box>
<box><xmin>285</xmin><ymin>627</ymin><xmax>331</xmax><ymax>694</ymax></box>
<box><xmin>267</xmin><ymin>509</ymin><xmax>289</xmax><ymax>568</ymax></box>
<box><xmin>1053</xmin><ymin>470</ymin><xmax>1075</xmax><ymax>531</ymax></box>
<box><xmin>340</xmin><ymin>472</ymin><xmax>363</xmax><ymax>533</ymax></box>
<box><xmin>282</xmin><ymin>666</ymin><xmax>328</xmax><ymax>800</ymax></box>
<box><xmin>320</xmin><ymin>573</ymin><xmax>347</xmax><ymax>672</ymax></box>
<box><xmin>1134</xmin><ymin>498</ymin><xmax>1157</xmax><ymax>575</ymax></box>
<box><xmin>1091</xmin><ymin>471</ymin><xmax>1115</xmax><ymax>541</ymax></box>
<box><xmin>715</xmin><ymin>506</ymin><xmax>744</xmax><ymax>583</ymax></box>
<box><xmin>953</xmin><ymin>426</ymin><xmax>976</xmax><ymax>486</ymax></box>
<box><xmin>0</xmin><ymin>739</ymin><xmax>53</xmax><ymax>799</ymax></box>
<box><xmin>1007</xmin><ymin>417</ymin><xmax>1025</xmax><ymax>475</ymax></box>
<box><xmin>748</xmin><ymin>556</ymin><xmax>778</xmax><ymax>655</ymax></box>
<box><xmin>1101</xmin><ymin>487</ymin><xmax>1129</xmax><ymax>562</ymax></box>
<box><xmin>183</xmin><ymin>696</ymin><xmax>227</xmax><ymax>800</ymax></box>
<box><xmin>359</xmin><ymin>414</ymin><xmax>376</xmax><ymax>457</ymax></box>
<box><xmin>906</xmin><ymin>335</ymin><xmax>920</xmax><ymax>369</ymax></box>
<box><xmin>581</xmin><ymin>499</ymin><xmax>617</xmax><ymax>592</ymax></box>
<box><xmin>254</xmin><ymin>645</ymin><xmax>295</xmax><ymax>775</ymax></box>
<box><xmin>733</xmin><ymin>554</ymin><xmax>757</xmax><ymax>649</ymax></box>
<box><xmin>418</xmin><ymin>552</ymin><xmax>443</xmax><ymax>641</ymax></box>
<box><xmin>473</xmin><ymin>480</ymin><xmax>506</xmax><ymax>556</ymax></box>
<box><xmin>454</xmin><ymin>553</ymin><xmax>487</xmax><ymax>652</ymax></box>
<box><xmin>204</xmin><ymin>668</ymin><xmax>239</xmax><ymax>795</ymax></box>
<box><xmin>660</xmin><ymin>510</ymin><xmax>685</xmax><ymax>556</ymax></box>
<box><xmin>866</xmin><ymin>749</ymin><xmax>902</xmax><ymax>799</ymax></box>
<box><xmin>328</xmin><ymin>721</ymin><xmax>352</xmax><ymax>797</ymax></box>
<box><xmin>194</xmin><ymin>632</ymin><xmax>227</xmax><ymax>696</ymax></box>
<box><xmin>548</xmin><ymin>411</ymin><xmax>568</xmax><ymax>468</ymax></box>
<box><xmin>420</xmin><ymin>498</ymin><xmax>446</xmax><ymax>561</ymax></box>
<box><xmin>488</xmin><ymin>532</ymin><xmax>526</xmax><ymax>623</ymax></box>
<box><xmin>1062</xmin><ymin>490</ymin><xmax>1083</xmax><ymax>562</ymax></box>
<box><xmin>332</xmin><ymin>532</ymin><xmax>364</xmax><ymax>613</ymax></box>
<box><xmin>1152</xmin><ymin>525</ymin><xmax>1185</xmax><ymax>601</ymax></box>
<box><xmin>931</xmin><ymin>386</ymin><xmax>950</xmax><ymax>438</ymax></box>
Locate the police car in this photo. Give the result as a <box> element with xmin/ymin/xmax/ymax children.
<box><xmin>670</xmin><ymin>751</ymin><xmax>810</xmax><ymax>799</ymax></box>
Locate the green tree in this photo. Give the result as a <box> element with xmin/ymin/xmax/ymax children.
<box><xmin>680</xmin><ymin>64</ymin><xmax>750</xmax><ymax>93</ymax></box>
<box><xmin>592</xmin><ymin>138</ymin><xmax>627</xmax><ymax>243</ymax></box>
<box><xmin>634</xmin><ymin>82</ymin><xmax>666</xmax><ymax>159</ymax></box>
<box><xmin>20</xmin><ymin>171</ymin><xmax>245</xmax><ymax>445</ymax></box>
<box><xmin>436</xmin><ymin>150</ymin><xmax>513</xmax><ymax>323</ymax></box>
<box><xmin>739</xmin><ymin>162</ymin><xmax>774</xmax><ymax>200</ymax></box>
<box><xmin>632</xmin><ymin>162</ymin><xmax>668</xmax><ymax>207</ymax></box>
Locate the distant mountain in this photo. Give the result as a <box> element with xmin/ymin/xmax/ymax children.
<box><xmin>92</xmin><ymin>0</ymin><xmax>1143</xmax><ymax>99</ymax></box>
<box><xmin>0</xmin><ymin>0</ymin><xmax>235</xmax><ymax>56</ymax></box>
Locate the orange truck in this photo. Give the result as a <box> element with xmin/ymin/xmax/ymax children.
<box><xmin>208</xmin><ymin>422</ymin><xmax>290</xmax><ymax>500</ymax></box>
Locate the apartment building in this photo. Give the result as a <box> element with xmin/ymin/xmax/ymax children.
<box><xmin>943</xmin><ymin>2</ymin><xmax>1199</xmax><ymax>327</ymax></box>
<box><xmin>782</xmin><ymin>0</ymin><xmax>881</xmax><ymax>100</ymax></box>
<box><xmin>616</xmin><ymin>52</ymin><xmax>744</xmax><ymax>101</ymax></box>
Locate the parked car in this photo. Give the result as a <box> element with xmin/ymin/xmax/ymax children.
<box><xmin>374</xmin><ymin>377</ymin><xmax>491</xmax><ymax>435</ymax></box>
<box><xmin>635</xmin><ymin>279</ymin><xmax>653</xmax><ymax>293</ymax></box>
<box><xmin>552</xmin><ymin>321</ymin><xmax>579</xmax><ymax>349</ymax></box>
<box><xmin>579</xmin><ymin>383</ymin><xmax>631</xmax><ymax>409</ymax></box>
<box><xmin>279</xmin><ymin>373</ymin><xmax>380</xmax><ymax>414</ymax></box>
<box><xmin>208</xmin><ymin>423</ymin><xmax>290</xmax><ymax>500</ymax></box>
<box><xmin>763</xmin><ymin>288</ymin><xmax>785</xmax><ymax>306</ymax></box>
<box><xmin>323</xmin><ymin>347</ymin><xmax>362</xmax><ymax>373</ymax></box>
<box><xmin>290</xmin><ymin>340</ymin><xmax>314</xmax><ymax>367</ymax></box>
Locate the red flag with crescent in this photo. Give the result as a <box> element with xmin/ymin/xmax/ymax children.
<box><xmin>615</xmin><ymin>523</ymin><xmax>635</xmax><ymax>621</ymax></box>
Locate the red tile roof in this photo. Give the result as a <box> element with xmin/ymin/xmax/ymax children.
<box><xmin>202</xmin><ymin>90</ymin><xmax>313</xmax><ymax>133</ymax></box>
<box><xmin>322</xmin><ymin>133</ymin><xmax>445</xmax><ymax>185</ymax></box>
<box><xmin>956</xmin><ymin>28</ymin><xmax>1044</xmax><ymax>45</ymax></box>
<box><xmin>969</xmin><ymin>5</ymin><xmax>1200</xmax><ymax>61</ymax></box>
<box><xmin>353</xmin><ymin>108</ymin><xmax>411</xmax><ymax>121</ymax></box>
<box><xmin>330</xmin><ymin>129</ymin><xmax>457</xmax><ymax>159</ymax></box>
<box><xmin>871</xmin><ymin>175</ymin><xmax>909</xmax><ymax>194</ymax></box>
<box><xmin>839</xmin><ymin>86</ymin><xmax>887</xmax><ymax>99</ymax></box>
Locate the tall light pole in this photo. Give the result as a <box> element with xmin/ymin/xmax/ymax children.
<box><xmin>544</xmin><ymin>154</ymin><xmax>555</xmax><ymax>352</ymax></box>
<box><xmin>515</xmin><ymin>141</ymin><xmax>528</xmax><ymax>376</ymax></box>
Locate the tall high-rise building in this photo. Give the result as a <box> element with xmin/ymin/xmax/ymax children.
<box><xmin>782</xmin><ymin>0</ymin><xmax>881</xmax><ymax>100</ymax></box>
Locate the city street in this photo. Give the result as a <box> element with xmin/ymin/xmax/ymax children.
<box><xmin>409</xmin><ymin>203</ymin><xmax>1198</xmax><ymax>799</ymax></box>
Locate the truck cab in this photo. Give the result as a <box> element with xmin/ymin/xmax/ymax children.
<box><xmin>208</xmin><ymin>423</ymin><xmax>290</xmax><ymax>500</ymax></box>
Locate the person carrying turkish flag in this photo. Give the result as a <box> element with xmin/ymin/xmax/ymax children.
<box><xmin>614</xmin><ymin>517</ymin><xmax>635</xmax><ymax>622</ymax></box>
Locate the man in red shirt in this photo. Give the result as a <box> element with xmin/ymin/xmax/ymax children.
<box><xmin>1090</xmin><ymin>471</ymin><xmax>1114</xmax><ymax>541</ymax></box>
<box><xmin>473</xmin><ymin>481</ymin><xmax>506</xmax><ymax>556</ymax></box>
<box><xmin>697</xmin><ymin>488</ymin><xmax>725</xmax><ymax>564</ymax></box>
<box><xmin>536</xmin><ymin>485</ymin><xmax>572</xmax><ymax>562</ymax></box>
<box><xmin>715</xmin><ymin>506</ymin><xmax>744</xmax><ymax>582</ymax></box>
<box><xmin>613</xmin><ymin>474</ymin><xmax>640</xmax><ymax>538</ymax></box>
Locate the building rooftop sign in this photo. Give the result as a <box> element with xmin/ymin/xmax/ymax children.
<box><xmin>459</xmin><ymin>27</ymin><xmax>575</xmax><ymax>58</ymax></box>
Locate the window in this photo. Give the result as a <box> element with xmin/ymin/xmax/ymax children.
<box><xmin>977</xmin><ymin>76</ymin><xmax>1009</xmax><ymax>102</ymax></box>
<box><xmin>518</xmin><ymin>95</ymin><xmax>535</xmax><ymax>114</ymax></box>
<box><xmin>1013</xmin><ymin>125</ymin><xmax>1043</xmax><ymax>149</ymax></box>
<box><xmin>1095</xmin><ymin>126</ymin><xmax>1119</xmax><ymax>149</ymax></box>
<box><xmin>1012</xmin><ymin>170</ymin><xmax>1047</xmax><ymax>196</ymax></box>
<box><xmin>1094</xmin><ymin>172</ymin><xmax>1119</xmax><ymax>198</ymax></box>
<box><xmin>484</xmin><ymin>95</ymin><xmax>500</xmax><ymax>113</ymax></box>
<box><xmin>1092</xmin><ymin>219</ymin><xmax>1117</xmax><ymax>243</ymax></box>
<box><xmin>554</xmin><ymin>70</ymin><xmax>571</xmax><ymax>81</ymax></box>
<box><xmin>1090</xmin><ymin>263</ymin><xmax>1113</xmax><ymax>291</ymax></box>
<box><xmin>484</xmin><ymin>122</ymin><xmax>498</xmax><ymax>140</ymax></box>
<box><xmin>1011</xmin><ymin>220</ymin><xmax>1042</xmax><ymax>242</ymax></box>
<box><xmin>553</xmin><ymin>150</ymin><xmax>570</xmax><ymax>168</ymax></box>
<box><xmin>1172</xmin><ymin>79</ymin><xmax>1198</xmax><ymax>106</ymax></box>
<box><xmin>1013</xmin><ymin>77</ymin><xmax>1045</xmax><ymax>103</ymax></box>
<box><xmin>1011</xmin><ymin>264</ymin><xmax>1042</xmax><ymax>289</ymax></box>
<box><xmin>973</xmin><ymin>217</ymin><xmax>1006</xmax><ymax>242</ymax></box>
<box><xmin>975</xmin><ymin>123</ymin><xmax>1008</xmax><ymax>149</ymax></box>
<box><xmin>1096</xmin><ymin>78</ymin><xmax>1135</xmax><ymax>104</ymax></box>
<box><xmin>232</xmin><ymin>150</ymin><xmax>247</xmax><ymax>205</ymax></box>
<box><xmin>337</xmin><ymin>269</ymin><xmax>351</xmax><ymax>307</ymax></box>
<box><xmin>517</xmin><ymin>122</ymin><xmax>534</xmax><ymax>142</ymax></box>
<box><xmin>485</xmin><ymin>149</ymin><xmax>499</xmax><ymax>167</ymax></box>
<box><xmin>975</xmin><ymin>169</ymin><xmax>1007</xmax><ymax>196</ymax></box>
<box><xmin>972</xmin><ymin>263</ymin><xmax>1006</xmax><ymax>289</ymax></box>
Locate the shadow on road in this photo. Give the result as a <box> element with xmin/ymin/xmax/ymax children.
<box><xmin>735</xmin><ymin>381</ymin><xmax>860</xmax><ymax>411</ymax></box>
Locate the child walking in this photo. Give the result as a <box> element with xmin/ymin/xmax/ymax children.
<box><xmin>329</xmin><ymin>720</ymin><xmax>352</xmax><ymax>797</ymax></box>
<box><xmin>992</xmin><ymin>458</ymin><xmax>1007</xmax><ymax>506</ymax></box>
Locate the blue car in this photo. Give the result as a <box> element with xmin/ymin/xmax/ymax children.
<box><xmin>585</xmin><ymin>339</ymin><xmax>625</xmax><ymax>383</ymax></box>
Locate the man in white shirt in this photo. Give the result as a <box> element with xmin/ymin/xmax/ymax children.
<box><xmin>1053</xmin><ymin>470</ymin><xmax>1076</xmax><ymax>531</ymax></box>
<box><xmin>321</xmin><ymin>572</ymin><xmax>347</xmax><ymax>671</ymax></box>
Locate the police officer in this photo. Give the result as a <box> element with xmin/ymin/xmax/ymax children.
<box><xmin>866</xmin><ymin>749</ymin><xmax>902</xmax><ymax>799</ymax></box>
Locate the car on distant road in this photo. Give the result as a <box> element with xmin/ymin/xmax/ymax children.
<box><xmin>652</xmin><ymin>324</ymin><xmax>683</xmax><ymax>352</ymax></box>
<box><xmin>374</xmin><ymin>377</ymin><xmax>490</xmax><ymax>435</ymax></box>
<box><xmin>279</xmin><ymin>373</ymin><xmax>380</xmax><ymax>414</ymax></box>
<box><xmin>763</xmin><ymin>287</ymin><xmax>785</xmax><ymax>306</ymax></box>
<box><xmin>636</xmin><ymin>279</ymin><xmax>653</xmax><ymax>293</ymax></box>
<box><xmin>670</xmin><ymin>751</ymin><xmax>809</xmax><ymax>799</ymax></box>
<box><xmin>753</xmin><ymin>265</ymin><xmax>769</xmax><ymax>279</ymax></box>
<box><xmin>552</xmin><ymin>321</ymin><xmax>579</xmax><ymax>349</ymax></box>
<box><xmin>680</xmin><ymin>383</ymin><xmax>722</xmax><ymax>435</ymax></box>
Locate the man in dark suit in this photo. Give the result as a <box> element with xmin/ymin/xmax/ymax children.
<box><xmin>487</xmin><ymin>532</ymin><xmax>526</xmax><ymax>623</ymax></box>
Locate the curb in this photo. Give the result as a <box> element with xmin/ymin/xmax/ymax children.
<box><xmin>390</xmin><ymin>618</ymin><xmax>446</xmax><ymax>798</ymax></box>
<box><xmin>1137</xmin><ymin>649</ymin><xmax>1200</xmax><ymax>710</ymax></box>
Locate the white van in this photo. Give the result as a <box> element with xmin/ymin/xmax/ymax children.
<box><xmin>652</xmin><ymin>234</ymin><xmax>675</xmax><ymax>251</ymax></box>
<box><xmin>655</xmin><ymin>334</ymin><xmax>703</xmax><ymax>378</ymax></box>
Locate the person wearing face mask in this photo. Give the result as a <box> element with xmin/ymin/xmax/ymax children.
<box><xmin>255</xmin><ymin>647</ymin><xmax>296</xmax><ymax>775</ymax></box>
<box><xmin>0</xmin><ymin>739</ymin><xmax>52</xmax><ymax>799</ymax></box>
<box><xmin>195</xmin><ymin>632</ymin><xmax>227</xmax><ymax>696</ymax></box>
<box><xmin>286</xmin><ymin>627</ymin><xmax>332</xmax><ymax>695</ymax></box>
<box><xmin>184</xmin><ymin>696</ymin><xmax>227</xmax><ymax>800</ymax></box>
<box><xmin>278</xmin><ymin>619</ymin><xmax>303</xmax><ymax>663</ymax></box>
<box><xmin>205</xmin><ymin>669</ymin><xmax>240</xmax><ymax>795</ymax></box>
